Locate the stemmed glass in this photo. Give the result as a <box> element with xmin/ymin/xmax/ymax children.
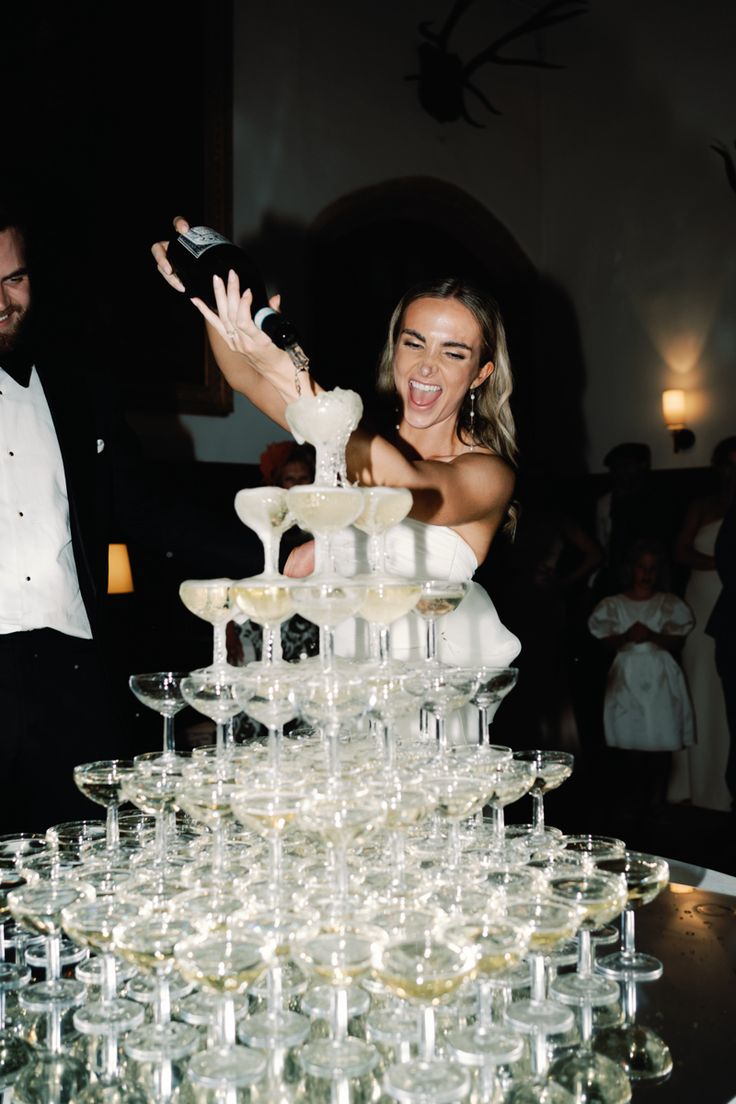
<box><xmin>372</xmin><ymin>931</ymin><xmax>478</xmax><ymax>1103</ymax></box>
<box><xmin>413</xmin><ymin>580</ymin><xmax>471</xmax><ymax>666</ymax></box>
<box><xmin>180</xmin><ymin>669</ymin><xmax>242</xmax><ymax>761</ymax></box>
<box><xmin>467</xmin><ymin>666</ymin><xmax>519</xmax><ymax>745</ymax></box>
<box><xmin>512</xmin><ymin>749</ymin><xmax>574</xmax><ymax>842</ymax></box>
<box><xmin>352</xmin><ymin>486</ymin><xmax>413</xmax><ymax>573</ymax></box>
<box><xmin>293</xmin><ymin>920</ymin><xmax>387</xmax><ymax>1078</ymax></box>
<box><xmin>290</xmin><ymin>577</ymin><xmax>367</xmax><ymax>671</ymax></box>
<box><xmin>480</xmin><ymin>758</ymin><xmax>537</xmax><ymax>855</ymax></box>
<box><xmin>179</xmin><ymin>577</ymin><xmax>235</xmax><ymax>674</ymax></box>
<box><xmin>593</xmin><ymin>976</ymin><xmax>673</xmax><ymax>1082</ymax></box>
<box><xmin>0</xmin><ymin>959</ymin><xmax>33</xmax><ymax>1093</ymax></box>
<box><xmin>595</xmin><ymin>852</ymin><xmax>670</xmax><ymax>981</ymax></box>
<box><xmin>113</xmin><ymin>914</ymin><xmax>200</xmax><ymax>1063</ymax></box>
<box><xmin>128</xmin><ymin>672</ymin><xmax>188</xmax><ymax>758</ymax></box>
<box><xmin>229</xmin><ymin>576</ymin><xmax>296</xmax><ymax>666</ymax></box>
<box><xmin>285</xmin><ymin>386</ymin><xmax>363</xmax><ymax>487</ymax></box>
<box><xmin>404</xmin><ymin>664</ymin><xmax>480</xmax><ymax>759</ymax></box>
<box><xmin>286</xmin><ymin>484</ymin><xmax>364</xmax><ymax>577</ymax></box>
<box><xmin>233</xmin><ymin>485</ymin><xmax>294</xmax><ymax>577</ymax></box>
<box><xmin>357</xmin><ymin>576</ymin><xmax>422</xmax><ymax>666</ymax></box>
<box><xmin>295</xmin><ymin>670</ymin><xmax>368</xmax><ymax>782</ymax></box>
<box><xmin>229</xmin><ymin>783</ymin><xmax>304</xmax><ymax>908</ymax></box>
<box><xmin>73</xmin><ymin>760</ymin><xmax>135</xmax><ymax>860</ymax></box>
<box><xmin>122</xmin><ymin>752</ymin><xmax>191</xmax><ymax>869</ymax></box>
<box><xmin>547</xmin><ymin>869</ymin><xmax>628</xmax><ymax>1006</ymax></box>
<box><xmin>174</xmin><ymin>925</ymin><xmax>273</xmax><ymax>1088</ymax></box>
<box><xmin>233</xmin><ymin>667</ymin><xmax>300</xmax><ymax>778</ymax></box>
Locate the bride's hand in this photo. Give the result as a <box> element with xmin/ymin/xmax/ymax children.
<box><xmin>151</xmin><ymin>215</ymin><xmax>189</xmax><ymax>292</ymax></box>
<box><xmin>284</xmin><ymin>541</ymin><xmax>315</xmax><ymax>578</ymax></box>
<box><xmin>191</xmin><ymin>269</ymin><xmax>289</xmax><ymax>380</ymax></box>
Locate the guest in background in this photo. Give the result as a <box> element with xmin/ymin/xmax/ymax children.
<box><xmin>591</xmin><ymin>442</ymin><xmax>678</xmax><ymax>602</ymax></box>
<box><xmin>668</xmin><ymin>436</ymin><xmax>736</xmax><ymax>811</ymax></box>
<box><xmin>259</xmin><ymin>439</ymin><xmax>315</xmax><ymax>490</ymax></box>
<box><xmin>706</xmin><ymin>464</ymin><xmax>736</xmax><ymax>810</ymax></box>
<box><xmin>588</xmin><ymin>539</ymin><xmax>695</xmax><ymax>812</ymax></box>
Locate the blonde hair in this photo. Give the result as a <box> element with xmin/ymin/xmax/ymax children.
<box><xmin>376</xmin><ymin>278</ymin><xmax>518</xmax><ymax>532</ymax></box>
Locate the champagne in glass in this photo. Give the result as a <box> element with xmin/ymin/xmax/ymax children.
<box><xmin>285</xmin><ymin>387</ymin><xmax>363</xmax><ymax>487</ymax></box>
<box><xmin>179</xmin><ymin>577</ymin><xmax>234</xmax><ymax>673</ymax></box>
<box><xmin>233</xmin><ymin>485</ymin><xmax>293</xmax><ymax>577</ymax></box>
<box><xmin>352</xmin><ymin>486</ymin><xmax>413</xmax><ymax>573</ymax></box>
<box><xmin>286</xmin><ymin>484</ymin><xmax>364</xmax><ymax>577</ymax></box>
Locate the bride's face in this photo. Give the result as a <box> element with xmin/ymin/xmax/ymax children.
<box><xmin>392</xmin><ymin>297</ymin><xmax>493</xmax><ymax>434</ymax></box>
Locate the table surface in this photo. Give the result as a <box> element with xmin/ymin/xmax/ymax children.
<box><xmin>619</xmin><ymin>874</ymin><xmax>736</xmax><ymax>1103</ymax></box>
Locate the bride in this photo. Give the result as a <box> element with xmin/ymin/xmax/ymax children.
<box><xmin>152</xmin><ymin>219</ymin><xmax>521</xmax><ymax>673</ymax></box>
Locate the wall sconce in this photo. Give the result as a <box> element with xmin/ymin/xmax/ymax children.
<box><xmin>662</xmin><ymin>390</ymin><xmax>695</xmax><ymax>453</ymax></box>
<box><xmin>108</xmin><ymin>543</ymin><xmax>134</xmax><ymax>594</ymax></box>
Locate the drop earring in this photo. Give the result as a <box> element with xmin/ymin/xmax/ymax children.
<box><xmin>468</xmin><ymin>388</ymin><xmax>476</xmax><ymax>449</ymax></box>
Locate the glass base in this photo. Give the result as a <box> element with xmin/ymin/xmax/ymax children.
<box><xmin>384</xmin><ymin>1058</ymin><xmax>471</xmax><ymax>1104</ymax></box>
<box><xmin>75</xmin><ymin>958</ymin><xmax>136</xmax><ymax>987</ymax></box>
<box><xmin>73</xmin><ymin>998</ymin><xmax>145</xmax><ymax>1035</ymax></box>
<box><xmin>549</xmin><ymin>1048</ymin><xmax>632</xmax><ymax>1104</ymax></box>
<box><xmin>11</xmin><ymin>1050</ymin><xmax>89</xmax><ymax>1104</ymax></box>
<box><xmin>300</xmin><ymin>984</ymin><xmax>370</xmax><ymax>1020</ymax></box>
<box><xmin>238</xmin><ymin>1009</ymin><xmax>310</xmax><ymax>1049</ymax></box>
<box><xmin>123</xmin><ymin>974</ymin><xmax>193</xmax><ymax>1005</ymax></box>
<box><xmin>595</xmin><ymin>950</ymin><xmax>663</xmax><ymax>982</ymax></box>
<box><xmin>298</xmin><ymin>1038</ymin><xmax>378</xmax><ymax>1079</ymax></box>
<box><xmin>175</xmin><ymin>988</ymin><xmax>248</xmax><ymax>1027</ymax></box>
<box><xmin>447</xmin><ymin>1024</ymin><xmax>525</xmax><ymax>1066</ymax></box>
<box><xmin>549</xmin><ymin>972</ymin><xmax>620</xmax><ymax>1007</ymax></box>
<box><xmin>19</xmin><ymin>978</ymin><xmax>87</xmax><ymax>1012</ymax></box>
<box><xmin>506</xmin><ymin>1076</ymin><xmax>578</xmax><ymax>1103</ymax></box>
<box><xmin>123</xmin><ymin>1021</ymin><xmax>200</xmax><ymax>1062</ymax></box>
<box><xmin>68</xmin><ymin>1077</ymin><xmax>150</xmax><ymax>1103</ymax></box>
<box><xmin>25</xmin><ymin>935</ymin><xmax>88</xmax><ymax>970</ymax></box>
<box><xmin>504</xmin><ymin>999</ymin><xmax>574</xmax><ymax>1036</ymax></box>
<box><xmin>0</xmin><ymin>1029</ymin><xmax>33</xmax><ymax>1090</ymax></box>
<box><xmin>593</xmin><ymin>1024</ymin><xmax>673</xmax><ymax>1082</ymax></box>
<box><xmin>187</xmin><ymin>1045</ymin><xmax>267</xmax><ymax>1089</ymax></box>
<box><xmin>0</xmin><ymin>960</ymin><xmax>31</xmax><ymax>989</ymax></box>
<box><xmin>591</xmin><ymin>924</ymin><xmax>619</xmax><ymax>947</ymax></box>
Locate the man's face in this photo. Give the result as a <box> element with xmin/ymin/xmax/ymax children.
<box><xmin>0</xmin><ymin>228</ymin><xmax>31</xmax><ymax>355</ymax></box>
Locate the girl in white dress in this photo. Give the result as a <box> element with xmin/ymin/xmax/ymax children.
<box><xmin>152</xmin><ymin>219</ymin><xmax>521</xmax><ymax>673</ymax></box>
<box><xmin>589</xmin><ymin>539</ymin><xmax>694</xmax><ymax>808</ymax></box>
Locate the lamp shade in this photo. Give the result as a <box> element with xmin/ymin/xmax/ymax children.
<box><xmin>108</xmin><ymin>543</ymin><xmax>134</xmax><ymax>594</ymax></box>
<box><xmin>662</xmin><ymin>389</ymin><xmax>687</xmax><ymax>429</ymax></box>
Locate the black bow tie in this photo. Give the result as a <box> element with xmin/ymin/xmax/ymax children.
<box><xmin>0</xmin><ymin>349</ymin><xmax>34</xmax><ymax>388</ymax></box>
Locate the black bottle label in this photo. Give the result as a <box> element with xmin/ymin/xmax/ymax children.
<box><xmin>176</xmin><ymin>226</ymin><xmax>230</xmax><ymax>258</ymax></box>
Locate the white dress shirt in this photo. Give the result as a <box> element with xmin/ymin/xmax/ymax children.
<box><xmin>0</xmin><ymin>365</ymin><xmax>92</xmax><ymax>638</ymax></box>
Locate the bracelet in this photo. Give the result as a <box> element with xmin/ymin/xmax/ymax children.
<box><xmin>286</xmin><ymin>345</ymin><xmax>310</xmax><ymax>396</ymax></box>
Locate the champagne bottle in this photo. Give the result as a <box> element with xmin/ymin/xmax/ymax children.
<box><xmin>166</xmin><ymin>225</ymin><xmax>302</xmax><ymax>354</ymax></box>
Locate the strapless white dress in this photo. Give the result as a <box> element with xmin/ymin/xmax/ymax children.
<box><xmin>332</xmin><ymin>518</ymin><xmax>520</xmax><ymax>667</ymax></box>
<box><xmin>331</xmin><ymin>520</ymin><xmax>520</xmax><ymax>743</ymax></box>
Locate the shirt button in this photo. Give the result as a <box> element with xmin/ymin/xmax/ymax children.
<box><xmin>25</xmin><ymin>576</ymin><xmax>31</xmax><ymax>581</ymax></box>
<box><xmin>9</xmin><ymin>451</ymin><xmax>14</xmax><ymax>457</ymax></box>
<box><xmin>18</xmin><ymin>511</ymin><xmax>24</xmax><ymax>517</ymax></box>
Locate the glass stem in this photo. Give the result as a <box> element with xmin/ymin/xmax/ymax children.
<box><xmin>579</xmin><ymin>1002</ymin><xmax>594</xmax><ymax>1045</ymax></box>
<box><xmin>491</xmin><ymin>804</ymin><xmax>505</xmax><ymax>848</ymax></box>
<box><xmin>155</xmin><ymin>975</ymin><xmax>171</xmax><ymax>1026</ymax></box>
<box><xmin>622</xmin><ymin>909</ymin><xmax>636</xmax><ymax>958</ymax></box>
<box><xmin>155</xmin><ymin>811</ymin><xmax>168</xmax><ymax>864</ymax></box>
<box><xmin>221</xmin><ymin>995</ymin><xmax>237</xmax><ymax>1046</ymax></box>
<box><xmin>478</xmin><ymin>979</ymin><xmax>494</xmax><ymax>1029</ymax></box>
<box><xmin>419</xmin><ymin>1006</ymin><xmax>436</xmax><ymax>1061</ymax></box>
<box><xmin>103</xmin><ymin>1034</ymin><xmax>120</xmax><ymax>1080</ymax></box>
<box><xmin>334</xmin><ymin>844</ymin><xmax>349</xmax><ymax>911</ymax></box>
<box><xmin>0</xmin><ymin>921</ymin><xmax>5</xmax><ymax>961</ymax></box>
<box><xmin>106</xmin><ymin>801</ymin><xmax>120</xmax><ymax>851</ymax></box>
<box><xmin>162</xmin><ymin>714</ymin><xmax>175</xmax><ymax>755</ymax></box>
<box><xmin>425</xmin><ymin>619</ymin><xmax>437</xmax><ymax>662</ymax></box>
<box><xmin>213</xmin><ymin>622</ymin><xmax>228</xmax><ymax>670</ymax></box>
<box><xmin>378</xmin><ymin>627</ymin><xmax>391</xmax><ymax>665</ymax></box>
<box><xmin>267</xmin><ymin>962</ymin><xmax>283</xmax><ymax>1015</ymax></box>
<box><xmin>623</xmin><ymin>978</ymin><xmax>637</xmax><ymax>1024</ymax></box>
<box><xmin>212</xmin><ymin>822</ymin><xmax>226</xmax><ymax>876</ymax></box>
<box><xmin>478</xmin><ymin>706</ymin><xmax>489</xmax><ymax>745</ymax></box>
<box><xmin>530</xmin><ymin>1027</ymin><xmax>548</xmax><ymax>1079</ymax></box>
<box><xmin>333</xmin><ymin>987</ymin><xmax>349</xmax><ymax>1042</ymax></box>
<box><xmin>0</xmin><ymin>990</ymin><xmax>6</xmax><ymax>1031</ymax></box>
<box><xmin>263</xmin><ymin>623</ymin><xmax>284</xmax><ymax>666</ymax></box>
<box><xmin>46</xmin><ymin>932</ymin><xmax>61</xmax><ymax>982</ymax></box>
<box><xmin>435</xmin><ymin>714</ymin><xmax>448</xmax><ymax>758</ymax></box>
<box><xmin>447</xmin><ymin>821</ymin><xmax>462</xmax><ymax>867</ymax></box>
<box><xmin>577</xmin><ymin>929</ymin><xmax>593</xmax><ymax>978</ymax></box>
<box><xmin>530</xmin><ymin>953</ymin><xmax>546</xmax><ymax>1003</ymax></box>
<box><xmin>390</xmin><ymin>831</ymin><xmax>406</xmax><ymax>890</ymax></box>
<box><xmin>269</xmin><ymin>836</ymin><xmax>283</xmax><ymax>894</ymax></box>
<box><xmin>215</xmin><ymin>722</ymin><xmax>227</xmax><ymax>759</ymax></box>
<box><xmin>47</xmin><ymin>1006</ymin><xmax>63</xmax><ymax>1054</ymax></box>
<box><xmin>267</xmin><ymin>726</ymin><xmax>282</xmax><ymax>777</ymax></box>
<box><xmin>319</xmin><ymin>626</ymin><xmax>336</xmax><ymax>671</ymax></box>
<box><xmin>532</xmin><ymin>792</ymin><xmax>545</xmax><ymax>833</ymax></box>
<box><xmin>101</xmin><ymin>953</ymin><xmax>118</xmax><ymax>1002</ymax></box>
<box><xmin>314</xmin><ymin>534</ymin><xmax>331</xmax><ymax>576</ymax></box>
<box><xmin>262</xmin><ymin>535</ymin><xmax>278</xmax><ymax>578</ymax></box>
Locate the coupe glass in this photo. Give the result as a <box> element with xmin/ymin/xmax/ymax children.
<box><xmin>290</xmin><ymin>577</ymin><xmax>366</xmax><ymax>671</ymax></box>
<box><xmin>595</xmin><ymin>852</ymin><xmax>670</xmax><ymax>981</ymax></box>
<box><xmin>73</xmin><ymin>760</ymin><xmax>135</xmax><ymax>859</ymax></box>
<box><xmin>413</xmin><ymin>580</ymin><xmax>471</xmax><ymax>666</ymax></box>
<box><xmin>504</xmin><ymin>898</ymin><xmax>582</xmax><ymax>1036</ymax></box>
<box><xmin>285</xmin><ymin>387</ymin><xmax>363</xmax><ymax>487</ymax></box>
<box><xmin>373</xmin><ymin>931</ymin><xmax>478</xmax><ymax>1102</ymax></box>
<box><xmin>0</xmin><ymin>957</ymin><xmax>33</xmax><ymax>1090</ymax></box>
<box><xmin>179</xmin><ymin>577</ymin><xmax>234</xmax><ymax>673</ymax></box>
<box><xmin>122</xmin><ymin>752</ymin><xmax>191</xmax><ymax>869</ymax></box>
<box><xmin>512</xmin><ymin>749</ymin><xmax>574</xmax><ymax>840</ymax></box>
<box><xmin>480</xmin><ymin>759</ymin><xmax>537</xmax><ymax>854</ymax></box>
<box><xmin>128</xmin><ymin>672</ymin><xmax>187</xmax><ymax>758</ymax></box>
<box><xmin>229</xmin><ymin>783</ymin><xmax>304</xmax><ymax>908</ymax></box>
<box><xmin>113</xmin><ymin>914</ymin><xmax>200</xmax><ymax>1062</ymax></box>
<box><xmin>295</xmin><ymin>670</ymin><xmax>368</xmax><ymax>782</ymax></box>
<box><xmin>233</xmin><ymin>485</ymin><xmax>293</xmax><ymax>577</ymax></box>
<box><xmin>286</xmin><ymin>484</ymin><xmax>364</xmax><ymax>577</ymax></box>
<box><xmin>229</xmin><ymin>576</ymin><xmax>296</xmax><ymax>666</ymax></box>
<box><xmin>233</xmin><ymin>666</ymin><xmax>300</xmax><ymax>778</ymax></box>
<box><xmin>180</xmin><ymin>669</ymin><xmax>242</xmax><ymax>760</ymax></box>
<box><xmin>352</xmin><ymin>486</ymin><xmax>413</xmax><ymax>573</ymax></box>
<box><xmin>404</xmin><ymin>664</ymin><xmax>480</xmax><ymax>759</ymax></box>
<box><xmin>7</xmin><ymin>881</ymin><xmax>95</xmax><ymax>1007</ymax></box>
<box><xmin>60</xmin><ymin>898</ymin><xmax>144</xmax><ymax>1035</ymax></box>
<box><xmin>357</xmin><ymin>576</ymin><xmax>422</xmax><ymax>665</ymax></box>
<box><xmin>467</xmin><ymin>666</ymin><xmax>519</xmax><ymax>744</ymax></box>
<box><xmin>293</xmin><ymin>920</ymin><xmax>387</xmax><ymax>1077</ymax></box>
<box><xmin>174</xmin><ymin>925</ymin><xmax>273</xmax><ymax>1088</ymax></box>
<box><xmin>547</xmin><ymin>870</ymin><xmax>628</xmax><ymax>1005</ymax></box>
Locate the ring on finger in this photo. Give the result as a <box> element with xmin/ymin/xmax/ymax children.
<box><xmin>226</xmin><ymin>328</ymin><xmax>237</xmax><ymax>339</ymax></box>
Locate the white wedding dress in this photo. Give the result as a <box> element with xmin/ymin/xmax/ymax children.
<box><xmin>667</xmin><ymin>519</ymin><xmax>732</xmax><ymax>811</ymax></box>
<box><xmin>331</xmin><ymin>519</ymin><xmax>521</xmax><ymax>742</ymax></box>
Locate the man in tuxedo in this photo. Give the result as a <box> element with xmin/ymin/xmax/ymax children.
<box><xmin>0</xmin><ymin>203</ymin><xmax>256</xmax><ymax>834</ymax></box>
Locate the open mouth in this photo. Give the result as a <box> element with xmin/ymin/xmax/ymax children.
<box><xmin>409</xmin><ymin>380</ymin><xmax>442</xmax><ymax>408</ymax></box>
